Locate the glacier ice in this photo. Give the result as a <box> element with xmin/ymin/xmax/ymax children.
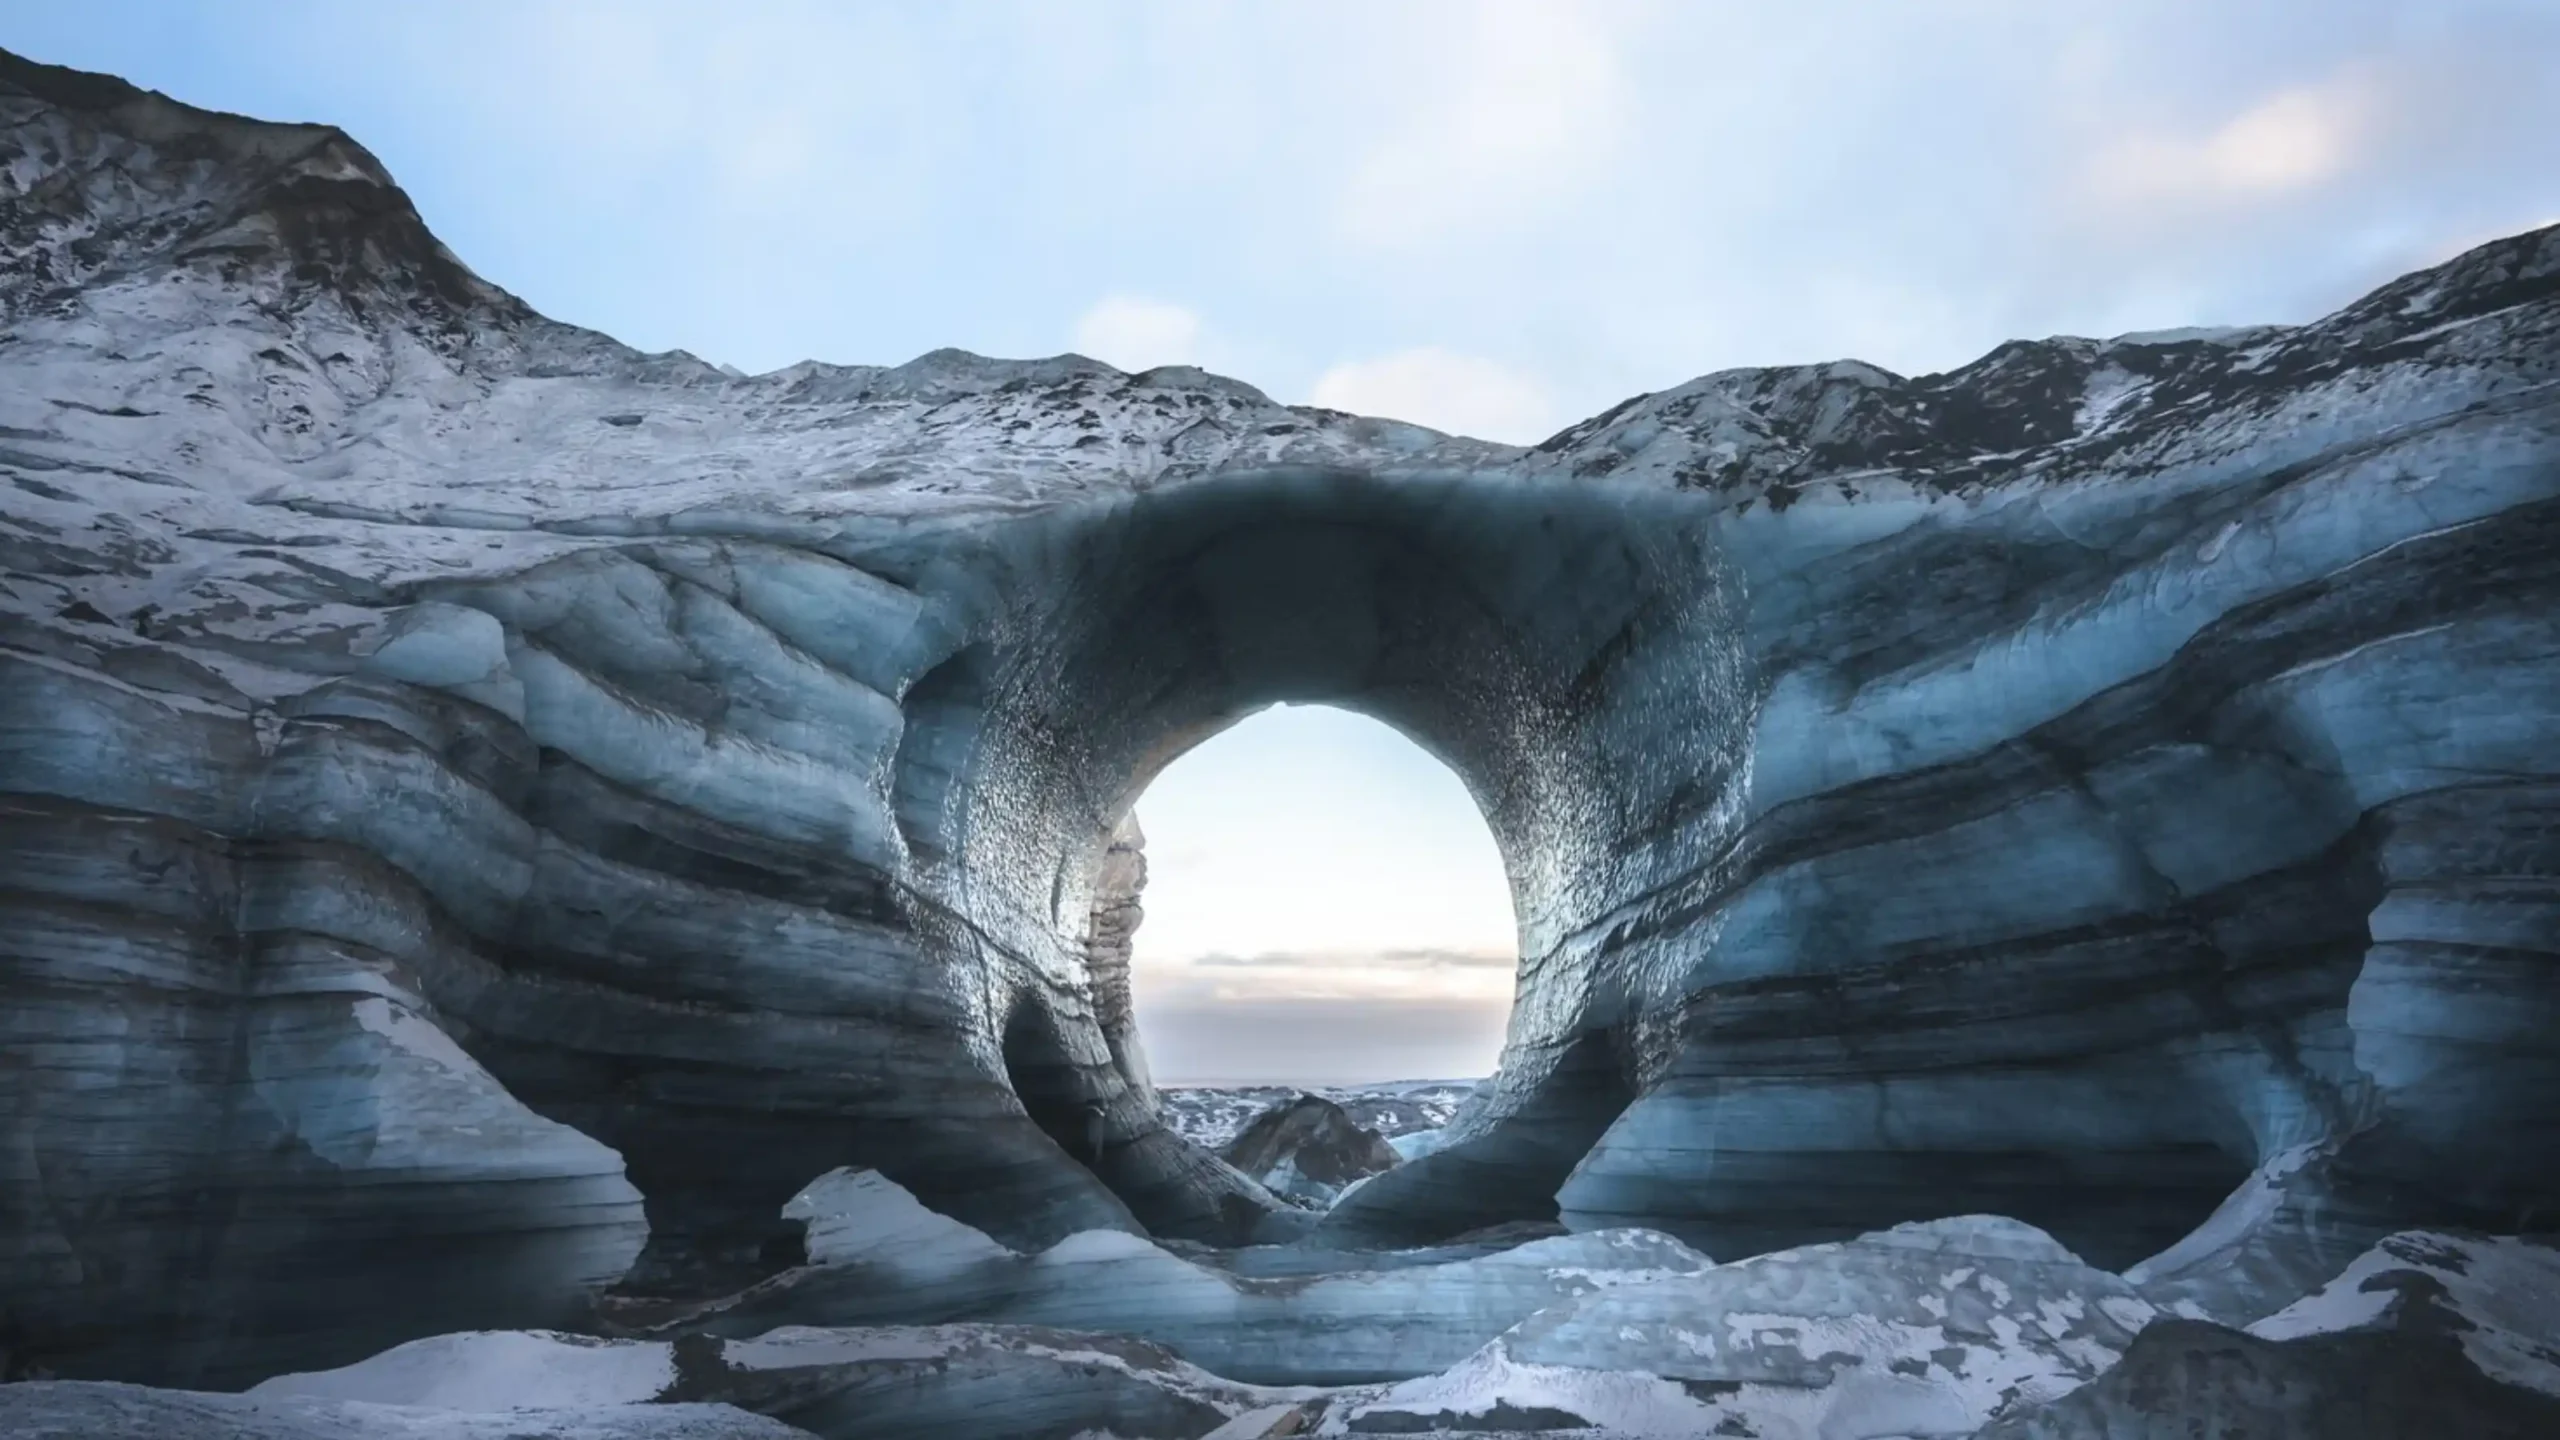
<box><xmin>1</xmin><ymin>44</ymin><xmax>2557</xmax><ymax>1435</ymax></box>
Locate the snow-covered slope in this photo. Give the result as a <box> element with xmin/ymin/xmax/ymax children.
<box><xmin>0</xmin><ymin>47</ymin><xmax>1510</xmax><ymax>684</ymax></box>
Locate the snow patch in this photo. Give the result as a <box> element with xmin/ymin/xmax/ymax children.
<box><xmin>249</xmin><ymin>1330</ymin><xmax>673</xmax><ymax>1411</ymax></box>
<box><xmin>350</xmin><ymin>998</ymin><xmax>484</xmax><ymax>1078</ymax></box>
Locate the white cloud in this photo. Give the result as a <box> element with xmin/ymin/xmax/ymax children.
<box><xmin>1307</xmin><ymin>348</ymin><xmax>1557</xmax><ymax>443</ymax></box>
<box><xmin>1071</xmin><ymin>294</ymin><xmax>1207</xmax><ymax>372</ymax></box>
<box><xmin>2085</xmin><ymin>68</ymin><xmax>2378</xmax><ymax>211</ymax></box>
<box><xmin>1336</xmin><ymin>0</ymin><xmax>1638</xmax><ymax>248</ymax></box>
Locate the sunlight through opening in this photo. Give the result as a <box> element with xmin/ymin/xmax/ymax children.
<box><xmin>1126</xmin><ymin>703</ymin><xmax>1518</xmax><ymax>1091</ymax></box>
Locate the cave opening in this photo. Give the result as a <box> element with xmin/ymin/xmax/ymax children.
<box><xmin>1114</xmin><ymin>702</ymin><xmax>1520</xmax><ymax>1179</ymax></box>
<box><xmin>884</xmin><ymin>469</ymin><xmax>1751</xmax><ymax>1245</ymax></box>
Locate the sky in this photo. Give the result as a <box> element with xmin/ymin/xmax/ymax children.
<box><xmin>1126</xmin><ymin>706</ymin><xmax>1518</xmax><ymax>1087</ymax></box>
<box><xmin>11</xmin><ymin>1</ymin><xmax>2555</xmax><ymax>1085</ymax></box>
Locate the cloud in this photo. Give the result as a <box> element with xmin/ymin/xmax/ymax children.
<box><xmin>1144</xmin><ymin>943</ymin><xmax>1517</xmax><ymax>1009</ymax></box>
<box><xmin>1191</xmin><ymin>947</ymin><xmax>1514</xmax><ymax>970</ymax></box>
<box><xmin>1136</xmin><ymin>995</ymin><xmax>1511</xmax><ymax>1087</ymax></box>
<box><xmin>1306</xmin><ymin>347</ymin><xmax>1557</xmax><ymax>443</ymax></box>
<box><xmin>2083</xmin><ymin>67</ymin><xmax>2379</xmax><ymax>213</ymax></box>
<box><xmin>1071</xmin><ymin>294</ymin><xmax>1206</xmax><ymax>372</ymax></box>
<box><xmin>1335</xmin><ymin>0</ymin><xmax>1638</xmax><ymax>249</ymax></box>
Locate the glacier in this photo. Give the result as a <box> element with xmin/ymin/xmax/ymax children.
<box><xmin>2</xmin><ymin>42</ymin><xmax>2558</xmax><ymax>1439</ymax></box>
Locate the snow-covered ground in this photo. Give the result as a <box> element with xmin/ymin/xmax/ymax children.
<box><xmin>1157</xmin><ymin>1079</ymin><xmax>1479</xmax><ymax>1150</ymax></box>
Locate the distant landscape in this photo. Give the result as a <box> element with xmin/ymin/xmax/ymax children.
<box><xmin>1156</xmin><ymin>1078</ymin><xmax>1479</xmax><ymax>1150</ymax></box>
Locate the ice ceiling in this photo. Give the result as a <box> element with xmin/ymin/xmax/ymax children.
<box><xmin>882</xmin><ymin>467</ymin><xmax>1753</xmax><ymax>1242</ymax></box>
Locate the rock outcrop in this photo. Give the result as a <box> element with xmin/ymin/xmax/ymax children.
<box><xmin>1979</xmin><ymin>1231</ymin><xmax>2560</xmax><ymax>1439</ymax></box>
<box><xmin>3</xmin><ymin>44</ymin><xmax>2557</xmax><ymax>1401</ymax></box>
<box><xmin>1219</xmin><ymin>1094</ymin><xmax>1402</xmax><ymax>1205</ymax></box>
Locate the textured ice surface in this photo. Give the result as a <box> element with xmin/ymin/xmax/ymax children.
<box><xmin>620</xmin><ymin>1169</ymin><xmax>1713</xmax><ymax>1386</ymax></box>
<box><xmin>1322</xmin><ymin>1216</ymin><xmax>2153</xmax><ymax>1438</ymax></box>
<box><xmin>250</xmin><ymin>1331</ymin><xmax>677</xmax><ymax>1411</ymax></box>
<box><xmin>2245</xmin><ymin>1231</ymin><xmax>2560</xmax><ymax>1396</ymax></box>
<box><xmin>0</xmin><ymin>1381</ymin><xmax>808</xmax><ymax>1440</ymax></box>
<box><xmin>780</xmin><ymin>1167</ymin><xmax>1015</xmax><ymax>1276</ymax></box>
<box><xmin>4</xmin><ymin>48</ymin><xmax>2559</xmax><ymax>1407</ymax></box>
<box><xmin>1977</xmin><ymin>1232</ymin><xmax>2560</xmax><ymax>1438</ymax></box>
<box><xmin>244</xmin><ymin>1324</ymin><xmax>1293</xmax><ymax>1440</ymax></box>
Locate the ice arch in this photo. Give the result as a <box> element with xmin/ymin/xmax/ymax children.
<box><xmin>882</xmin><ymin>468</ymin><xmax>1753</xmax><ymax>1246</ymax></box>
<box><xmin>1118</xmin><ymin>703</ymin><xmax>1522</xmax><ymax>1090</ymax></box>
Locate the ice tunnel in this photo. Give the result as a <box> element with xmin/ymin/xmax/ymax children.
<box><xmin>870</xmin><ymin>468</ymin><xmax>1756</xmax><ymax>1250</ymax></box>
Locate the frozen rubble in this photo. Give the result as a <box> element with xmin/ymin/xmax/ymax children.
<box><xmin>13</xmin><ymin>1203</ymin><xmax>2553</xmax><ymax>1438</ymax></box>
<box><xmin>606</xmin><ymin>1167</ymin><xmax>1715</xmax><ymax>1387</ymax></box>
<box><xmin>1316</xmin><ymin>1216</ymin><xmax>2158</xmax><ymax>1438</ymax></box>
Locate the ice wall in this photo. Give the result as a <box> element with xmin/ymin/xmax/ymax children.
<box><xmin>887</xmin><ymin>469</ymin><xmax>1750</xmax><ymax>1249</ymax></box>
<box><xmin>2</xmin><ymin>47</ymin><xmax>2555</xmax><ymax>1387</ymax></box>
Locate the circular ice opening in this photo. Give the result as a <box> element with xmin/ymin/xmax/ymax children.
<box><xmin>1129</xmin><ymin>703</ymin><xmax>1518</xmax><ymax>1095</ymax></box>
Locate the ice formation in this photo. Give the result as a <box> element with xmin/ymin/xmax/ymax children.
<box><xmin>3</xmin><ymin>43</ymin><xmax>2558</xmax><ymax>1439</ymax></box>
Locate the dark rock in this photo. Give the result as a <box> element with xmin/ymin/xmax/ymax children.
<box><xmin>1219</xmin><ymin>1093</ymin><xmax>1403</xmax><ymax>1202</ymax></box>
<box><xmin>1973</xmin><ymin>1319</ymin><xmax>2560</xmax><ymax>1440</ymax></box>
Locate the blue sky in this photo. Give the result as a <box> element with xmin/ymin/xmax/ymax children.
<box><xmin>11</xmin><ymin>2</ymin><xmax>2554</xmax><ymax>443</ymax></box>
<box><xmin>12</xmin><ymin>1</ymin><xmax>2554</xmax><ymax>1084</ymax></box>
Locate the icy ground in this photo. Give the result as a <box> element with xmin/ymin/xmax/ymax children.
<box><xmin>13</xmin><ymin>1189</ymin><xmax>2552</xmax><ymax>1438</ymax></box>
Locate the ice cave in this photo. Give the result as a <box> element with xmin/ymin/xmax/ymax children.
<box><xmin>3</xmin><ymin>45</ymin><xmax>2559</xmax><ymax>1440</ymax></box>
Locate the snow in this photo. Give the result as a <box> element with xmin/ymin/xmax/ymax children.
<box><xmin>2106</xmin><ymin>325</ymin><xmax>2273</xmax><ymax>347</ymax></box>
<box><xmin>1037</xmin><ymin>1228</ymin><xmax>1175</xmax><ymax>1265</ymax></box>
<box><xmin>10</xmin><ymin>64</ymin><xmax>2560</xmax><ymax>1440</ymax></box>
<box><xmin>2123</xmin><ymin>1143</ymin><xmax>2320</xmax><ymax>1285</ymax></box>
<box><xmin>0</xmin><ymin>1383</ymin><xmax>805</xmax><ymax>1440</ymax></box>
<box><xmin>1330</xmin><ymin>1216</ymin><xmax>2161</xmax><ymax>1438</ymax></box>
<box><xmin>780</xmin><ymin>1166</ymin><xmax>1015</xmax><ymax>1274</ymax></box>
<box><xmin>350</xmin><ymin>997</ymin><xmax>485</xmax><ymax>1076</ymax></box>
<box><xmin>1157</xmin><ymin>1079</ymin><xmax>1478</xmax><ymax>1150</ymax></box>
<box><xmin>1196</xmin><ymin>1402</ymin><xmax>1314</xmax><ymax>1439</ymax></box>
<box><xmin>2247</xmin><ymin>1232</ymin><xmax>2560</xmax><ymax>1396</ymax></box>
<box><xmin>1336</xmin><ymin>1347</ymin><xmax>1724</xmax><ymax>1436</ymax></box>
<box><xmin>249</xmin><ymin>1330</ymin><xmax>674</xmax><ymax>1411</ymax></box>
